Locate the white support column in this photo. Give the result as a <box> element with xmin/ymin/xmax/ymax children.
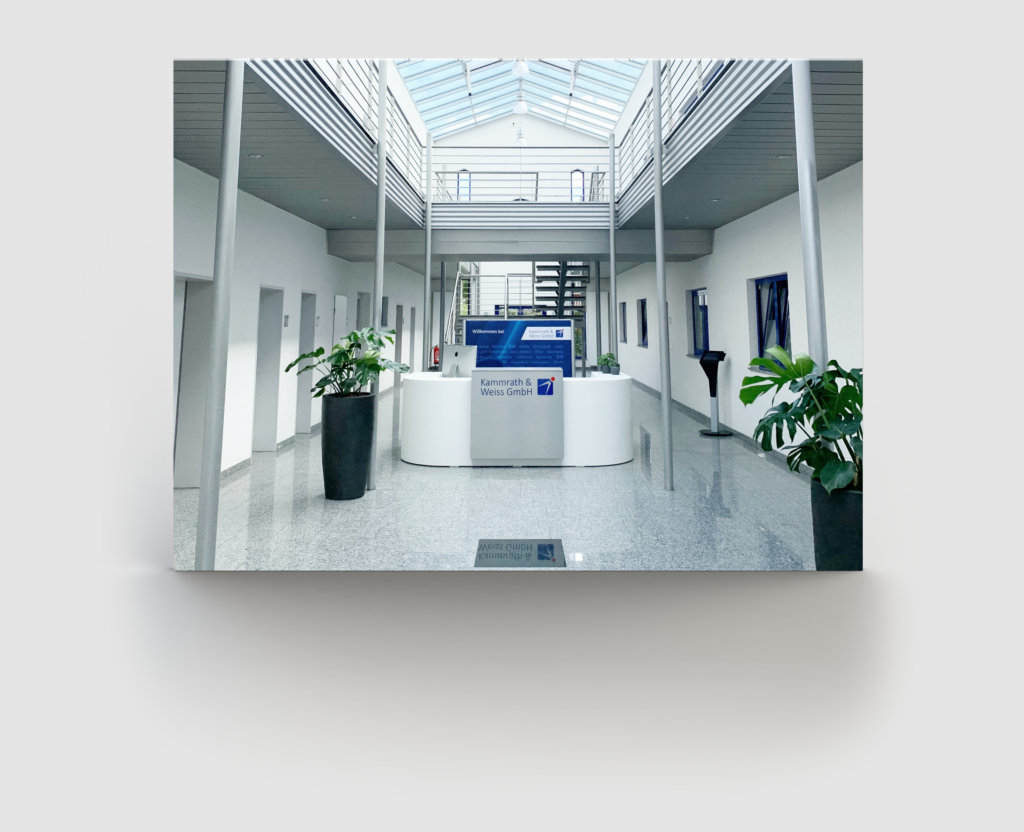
<box><xmin>194</xmin><ymin>59</ymin><xmax>245</xmax><ymax>571</ymax></box>
<box><xmin>652</xmin><ymin>59</ymin><xmax>674</xmax><ymax>491</ymax></box>
<box><xmin>438</xmin><ymin>261</ymin><xmax>446</xmax><ymax>368</ymax></box>
<box><xmin>423</xmin><ymin>131</ymin><xmax>433</xmax><ymax>372</ymax></box>
<box><xmin>792</xmin><ymin>60</ymin><xmax>829</xmax><ymax>370</ymax></box>
<box><xmin>367</xmin><ymin>59</ymin><xmax>387</xmax><ymax>492</ymax></box>
<box><xmin>608</xmin><ymin>135</ymin><xmax>618</xmax><ymax>359</ymax></box>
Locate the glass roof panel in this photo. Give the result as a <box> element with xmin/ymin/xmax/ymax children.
<box><xmin>398</xmin><ymin>58</ymin><xmax>647</xmax><ymax>139</ymax></box>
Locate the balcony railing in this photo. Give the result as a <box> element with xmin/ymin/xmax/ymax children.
<box><xmin>309</xmin><ymin>59</ymin><xmax>425</xmax><ymax>198</ymax></box>
<box><xmin>617</xmin><ymin>59</ymin><xmax>730</xmax><ymax>198</ymax></box>
<box><xmin>430</xmin><ymin>147</ymin><xmax>610</xmax><ymax>203</ymax></box>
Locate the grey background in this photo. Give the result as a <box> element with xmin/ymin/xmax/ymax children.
<box><xmin>4</xmin><ymin>19</ymin><xmax>1019</xmax><ymax>832</ymax></box>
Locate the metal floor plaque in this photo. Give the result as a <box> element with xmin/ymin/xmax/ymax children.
<box><xmin>474</xmin><ymin>539</ymin><xmax>566</xmax><ymax>568</ymax></box>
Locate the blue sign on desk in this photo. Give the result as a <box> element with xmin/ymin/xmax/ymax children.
<box><xmin>463</xmin><ymin>319</ymin><xmax>574</xmax><ymax>378</ymax></box>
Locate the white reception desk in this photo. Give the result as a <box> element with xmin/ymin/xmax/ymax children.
<box><xmin>400</xmin><ymin>371</ymin><xmax>634</xmax><ymax>467</ymax></box>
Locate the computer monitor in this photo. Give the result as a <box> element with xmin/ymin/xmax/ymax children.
<box><xmin>441</xmin><ymin>345</ymin><xmax>477</xmax><ymax>378</ymax></box>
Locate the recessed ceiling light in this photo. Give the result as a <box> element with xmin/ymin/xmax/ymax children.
<box><xmin>684</xmin><ymin>216</ymin><xmax>690</xmax><ymax>219</ymax></box>
<box><xmin>320</xmin><ymin>198</ymin><xmax>331</xmax><ymax>202</ymax></box>
<box><xmin>776</xmin><ymin>154</ymin><xmax>792</xmax><ymax>159</ymax></box>
<box><xmin>351</xmin><ymin>216</ymin><xmax>357</xmax><ymax>219</ymax></box>
<box><xmin>709</xmin><ymin>199</ymin><xmax>720</xmax><ymax>203</ymax></box>
<box><xmin>247</xmin><ymin>154</ymin><xmax>263</xmax><ymax>159</ymax></box>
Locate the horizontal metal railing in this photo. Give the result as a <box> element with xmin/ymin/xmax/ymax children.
<box><xmin>430</xmin><ymin>147</ymin><xmax>610</xmax><ymax>203</ymax></box>
<box><xmin>385</xmin><ymin>89</ymin><xmax>424</xmax><ymax>197</ymax></box>
<box><xmin>466</xmin><ymin>274</ymin><xmax>535</xmax><ymax>317</ymax></box>
<box><xmin>308</xmin><ymin>59</ymin><xmax>425</xmax><ymax>200</ymax></box>
<box><xmin>616</xmin><ymin>59</ymin><xmax>730</xmax><ymax>199</ymax></box>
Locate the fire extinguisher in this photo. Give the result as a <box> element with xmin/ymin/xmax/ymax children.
<box><xmin>433</xmin><ymin>345</ymin><xmax>440</xmax><ymax>366</ymax></box>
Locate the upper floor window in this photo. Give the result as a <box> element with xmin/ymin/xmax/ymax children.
<box><xmin>691</xmin><ymin>288</ymin><xmax>709</xmax><ymax>354</ymax></box>
<box><xmin>755</xmin><ymin>274</ymin><xmax>791</xmax><ymax>358</ymax></box>
<box><xmin>637</xmin><ymin>299</ymin><xmax>648</xmax><ymax>348</ymax></box>
<box><xmin>570</xmin><ymin>169</ymin><xmax>585</xmax><ymax>203</ymax></box>
<box><xmin>457</xmin><ymin>169</ymin><xmax>471</xmax><ymax>202</ymax></box>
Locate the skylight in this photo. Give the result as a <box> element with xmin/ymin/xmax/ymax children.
<box><xmin>395</xmin><ymin>59</ymin><xmax>646</xmax><ymax>139</ymax></box>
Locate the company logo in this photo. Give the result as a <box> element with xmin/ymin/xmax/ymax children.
<box><xmin>555</xmin><ymin>329</ymin><xmax>564</xmax><ymax>338</ymax></box>
<box><xmin>537</xmin><ymin>544</ymin><xmax>555</xmax><ymax>560</ymax></box>
<box><xmin>538</xmin><ymin>377</ymin><xmax>555</xmax><ymax>395</ymax></box>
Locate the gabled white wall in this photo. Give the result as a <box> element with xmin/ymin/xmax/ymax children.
<box><xmin>173</xmin><ymin>159</ymin><xmax>427</xmax><ymax>475</ymax></box>
<box><xmin>435</xmin><ymin>113</ymin><xmax>607</xmax><ymax>147</ymax></box>
<box><xmin>615</xmin><ymin>162</ymin><xmax>863</xmax><ymax>441</ymax></box>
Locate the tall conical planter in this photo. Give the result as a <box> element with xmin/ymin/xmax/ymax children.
<box><xmin>321</xmin><ymin>393</ymin><xmax>376</xmax><ymax>500</ymax></box>
<box><xmin>810</xmin><ymin>479</ymin><xmax>863</xmax><ymax>571</ymax></box>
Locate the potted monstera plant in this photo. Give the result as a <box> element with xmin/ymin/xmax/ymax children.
<box><xmin>286</xmin><ymin>327</ymin><xmax>409</xmax><ymax>500</ymax></box>
<box><xmin>739</xmin><ymin>346</ymin><xmax>863</xmax><ymax>571</ymax></box>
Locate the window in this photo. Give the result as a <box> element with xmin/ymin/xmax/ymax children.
<box><xmin>755</xmin><ymin>274</ymin><xmax>791</xmax><ymax>358</ymax></box>
<box><xmin>457</xmin><ymin>169</ymin><xmax>471</xmax><ymax>202</ymax></box>
<box><xmin>619</xmin><ymin>301</ymin><xmax>627</xmax><ymax>343</ymax></box>
<box><xmin>381</xmin><ymin>296</ymin><xmax>388</xmax><ymax>327</ymax></box>
<box><xmin>637</xmin><ymin>299</ymin><xmax>648</xmax><ymax>347</ymax></box>
<box><xmin>691</xmin><ymin>288</ymin><xmax>709</xmax><ymax>354</ymax></box>
<box><xmin>570</xmin><ymin>169</ymin><xmax>584</xmax><ymax>202</ymax></box>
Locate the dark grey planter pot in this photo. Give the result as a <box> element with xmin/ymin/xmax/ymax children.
<box><xmin>600</xmin><ymin>364</ymin><xmax>611</xmax><ymax>373</ymax></box>
<box><xmin>810</xmin><ymin>479</ymin><xmax>863</xmax><ymax>571</ymax></box>
<box><xmin>610</xmin><ymin>365</ymin><xmax>620</xmax><ymax>375</ymax></box>
<box><xmin>321</xmin><ymin>392</ymin><xmax>376</xmax><ymax>500</ymax></box>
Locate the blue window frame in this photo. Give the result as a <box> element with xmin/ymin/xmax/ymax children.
<box><xmin>457</xmin><ymin>169</ymin><xmax>471</xmax><ymax>202</ymax></box>
<box><xmin>755</xmin><ymin>274</ymin><xmax>791</xmax><ymax>358</ymax></box>
<box><xmin>691</xmin><ymin>288</ymin><xmax>708</xmax><ymax>354</ymax></box>
<box><xmin>570</xmin><ymin>169</ymin><xmax>585</xmax><ymax>202</ymax></box>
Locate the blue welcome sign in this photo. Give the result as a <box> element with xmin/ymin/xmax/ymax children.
<box><xmin>463</xmin><ymin>319</ymin><xmax>574</xmax><ymax>377</ymax></box>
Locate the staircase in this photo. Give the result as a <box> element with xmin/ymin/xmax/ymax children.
<box><xmin>533</xmin><ymin>261</ymin><xmax>589</xmax><ymax>322</ymax></box>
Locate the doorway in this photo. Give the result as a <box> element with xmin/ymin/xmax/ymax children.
<box><xmin>408</xmin><ymin>307</ymin><xmax>416</xmax><ymax>372</ymax></box>
<box><xmin>295</xmin><ymin>292</ymin><xmax>317</xmax><ymax>434</ymax></box>
<box><xmin>356</xmin><ymin>291</ymin><xmax>371</xmax><ymax>330</ymax></box>
<box><xmin>393</xmin><ymin>304</ymin><xmax>404</xmax><ymax>387</ymax></box>
<box><xmin>252</xmin><ymin>287</ymin><xmax>284</xmax><ymax>452</ymax></box>
<box><xmin>332</xmin><ymin>293</ymin><xmax>348</xmax><ymax>346</ymax></box>
<box><xmin>173</xmin><ymin>278</ymin><xmax>214</xmax><ymax>488</ymax></box>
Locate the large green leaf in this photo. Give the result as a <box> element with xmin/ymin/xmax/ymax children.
<box><xmin>849</xmin><ymin>437</ymin><xmax>863</xmax><ymax>458</ymax></box>
<box><xmin>792</xmin><ymin>353</ymin><xmax>816</xmax><ymax>376</ymax></box>
<box><xmin>739</xmin><ymin>379</ymin><xmax>777</xmax><ymax>405</ymax></box>
<box><xmin>819</xmin><ymin>459</ymin><xmax>857</xmax><ymax>493</ymax></box>
<box><xmin>765</xmin><ymin>345</ymin><xmax>797</xmax><ymax>375</ymax></box>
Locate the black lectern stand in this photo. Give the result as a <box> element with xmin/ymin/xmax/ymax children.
<box><xmin>698</xmin><ymin>350</ymin><xmax>733</xmax><ymax>437</ymax></box>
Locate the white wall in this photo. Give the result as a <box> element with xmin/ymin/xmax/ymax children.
<box><xmin>615</xmin><ymin>162</ymin><xmax>863</xmax><ymax>441</ymax></box>
<box><xmin>173</xmin><ymin>159</ymin><xmax>426</xmax><ymax>475</ymax></box>
<box><xmin>434</xmin><ymin>113</ymin><xmax>606</xmax><ymax>147</ymax></box>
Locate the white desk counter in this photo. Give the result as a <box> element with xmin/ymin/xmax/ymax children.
<box><xmin>400</xmin><ymin>372</ymin><xmax>634</xmax><ymax>467</ymax></box>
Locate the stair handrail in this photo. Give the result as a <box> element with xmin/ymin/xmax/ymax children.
<box><xmin>444</xmin><ymin>270</ymin><xmax>463</xmax><ymax>345</ymax></box>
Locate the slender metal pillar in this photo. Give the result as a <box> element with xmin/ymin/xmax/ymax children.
<box><xmin>792</xmin><ymin>60</ymin><xmax>829</xmax><ymax>370</ymax></box>
<box><xmin>592</xmin><ymin>260</ymin><xmax>602</xmax><ymax>361</ymax></box>
<box><xmin>438</xmin><ymin>261</ymin><xmax>446</xmax><ymax>368</ymax></box>
<box><xmin>194</xmin><ymin>60</ymin><xmax>245</xmax><ymax>571</ymax></box>
<box><xmin>423</xmin><ymin>131</ymin><xmax>433</xmax><ymax>372</ymax></box>
<box><xmin>652</xmin><ymin>60</ymin><xmax>674</xmax><ymax>490</ymax></box>
<box><xmin>608</xmin><ymin>135</ymin><xmax>618</xmax><ymax>359</ymax></box>
<box><xmin>504</xmin><ymin>275</ymin><xmax>509</xmax><ymax>320</ymax></box>
<box><xmin>367</xmin><ymin>59</ymin><xmax>388</xmax><ymax>492</ymax></box>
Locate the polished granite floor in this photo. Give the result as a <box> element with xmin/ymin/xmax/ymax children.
<box><xmin>174</xmin><ymin>382</ymin><xmax>815</xmax><ymax>570</ymax></box>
